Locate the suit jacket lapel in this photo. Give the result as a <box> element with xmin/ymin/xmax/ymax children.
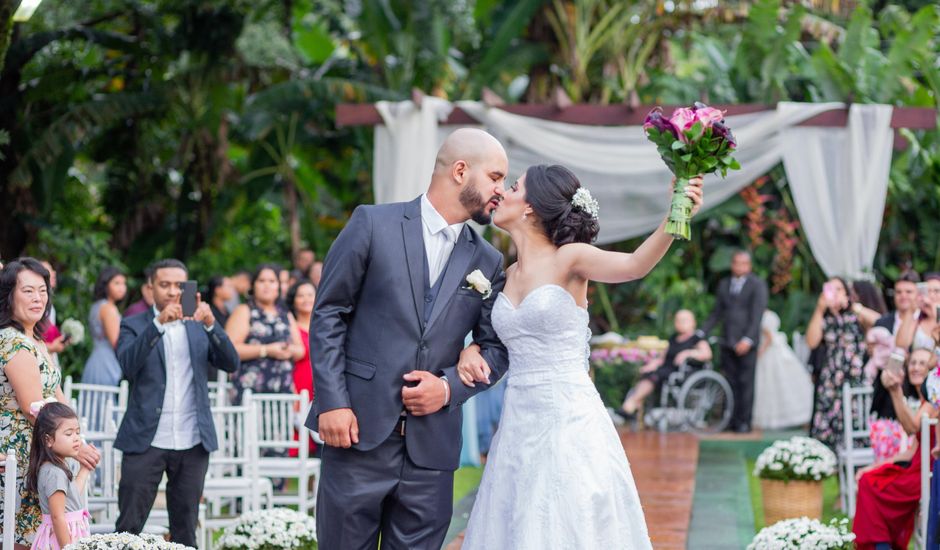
<box><xmin>401</xmin><ymin>197</ymin><xmax>426</xmax><ymax>331</ymax></box>
<box><xmin>426</xmin><ymin>227</ymin><xmax>476</xmax><ymax>331</ymax></box>
<box><xmin>146</xmin><ymin>308</ymin><xmax>167</xmax><ymax>366</ymax></box>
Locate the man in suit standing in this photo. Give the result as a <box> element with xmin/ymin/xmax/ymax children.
<box><xmin>115</xmin><ymin>259</ymin><xmax>240</xmax><ymax>546</ymax></box>
<box><xmin>307</xmin><ymin>128</ymin><xmax>510</xmax><ymax>549</ymax></box>
<box><xmin>700</xmin><ymin>250</ymin><xmax>768</xmax><ymax>433</ymax></box>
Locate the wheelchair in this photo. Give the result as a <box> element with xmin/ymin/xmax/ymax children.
<box><xmin>643</xmin><ymin>357</ymin><xmax>734</xmax><ymax>434</ymax></box>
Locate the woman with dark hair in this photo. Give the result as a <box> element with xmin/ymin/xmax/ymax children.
<box><xmin>456</xmin><ymin>165</ymin><xmax>704</xmax><ymax>549</ymax></box>
<box><xmin>286</xmin><ymin>279</ymin><xmax>316</xmax><ymax>456</ymax></box>
<box><xmin>205</xmin><ymin>275</ymin><xmax>235</xmax><ymax>330</ymax></box>
<box><xmin>225</xmin><ymin>264</ymin><xmax>305</xmax><ymax>405</ymax></box>
<box><xmin>852</xmin><ymin>280</ymin><xmax>888</xmax><ymax>317</ymax></box>
<box><xmin>805</xmin><ymin>277</ymin><xmax>867</xmax><ymax>450</ymax></box>
<box><xmin>80</xmin><ymin>266</ymin><xmax>126</xmax><ymax>385</ymax></box>
<box><xmin>0</xmin><ymin>258</ymin><xmax>99</xmax><ymax>548</ymax></box>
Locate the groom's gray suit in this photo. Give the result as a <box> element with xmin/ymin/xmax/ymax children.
<box><xmin>306</xmin><ymin>196</ymin><xmax>509</xmax><ymax>549</ymax></box>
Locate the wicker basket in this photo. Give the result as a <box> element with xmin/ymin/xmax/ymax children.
<box><xmin>760</xmin><ymin>478</ymin><xmax>823</xmax><ymax>525</ymax></box>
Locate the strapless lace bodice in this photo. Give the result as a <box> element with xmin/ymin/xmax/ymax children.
<box><xmin>492</xmin><ymin>284</ymin><xmax>592</xmax><ymax>380</ymax></box>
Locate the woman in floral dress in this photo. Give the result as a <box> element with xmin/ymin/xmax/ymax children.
<box><xmin>225</xmin><ymin>264</ymin><xmax>305</xmax><ymax>405</ymax></box>
<box><xmin>806</xmin><ymin>277</ymin><xmax>867</xmax><ymax>450</ymax></box>
<box><xmin>0</xmin><ymin>258</ymin><xmax>98</xmax><ymax>548</ymax></box>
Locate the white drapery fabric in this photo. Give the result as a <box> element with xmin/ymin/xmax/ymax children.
<box><xmin>371</xmin><ymin>100</ymin><xmax>893</xmax><ymax>279</ymax></box>
<box><xmin>779</xmin><ymin>104</ymin><xmax>894</xmax><ymax>279</ymax></box>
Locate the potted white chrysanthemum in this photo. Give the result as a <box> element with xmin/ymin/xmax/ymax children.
<box><xmin>64</xmin><ymin>532</ymin><xmax>194</xmax><ymax>549</ymax></box>
<box><xmin>748</xmin><ymin>517</ymin><xmax>854</xmax><ymax>549</ymax></box>
<box><xmin>753</xmin><ymin>436</ymin><xmax>836</xmax><ymax>524</ymax></box>
<box><xmin>216</xmin><ymin>507</ymin><xmax>317</xmax><ymax>550</ymax></box>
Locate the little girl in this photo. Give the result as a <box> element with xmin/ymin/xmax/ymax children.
<box><xmin>25</xmin><ymin>401</ymin><xmax>92</xmax><ymax>549</ymax></box>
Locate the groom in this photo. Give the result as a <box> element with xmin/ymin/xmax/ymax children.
<box><xmin>306</xmin><ymin>128</ymin><xmax>511</xmax><ymax>549</ymax></box>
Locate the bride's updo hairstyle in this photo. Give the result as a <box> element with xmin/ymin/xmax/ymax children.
<box><xmin>524</xmin><ymin>164</ymin><xmax>599</xmax><ymax>246</ymax></box>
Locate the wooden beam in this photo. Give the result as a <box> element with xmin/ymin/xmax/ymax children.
<box><xmin>335</xmin><ymin>103</ymin><xmax>937</xmax><ymax>129</ymax></box>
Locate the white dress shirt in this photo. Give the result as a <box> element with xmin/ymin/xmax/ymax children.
<box><xmin>151</xmin><ymin>307</ymin><xmax>201</xmax><ymax>450</ymax></box>
<box><xmin>421</xmin><ymin>194</ymin><xmax>464</xmax><ymax>286</ymax></box>
<box><xmin>730</xmin><ymin>276</ymin><xmax>746</xmax><ymax>295</ymax></box>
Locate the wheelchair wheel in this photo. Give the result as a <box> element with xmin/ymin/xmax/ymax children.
<box><xmin>677</xmin><ymin>370</ymin><xmax>734</xmax><ymax>434</ymax></box>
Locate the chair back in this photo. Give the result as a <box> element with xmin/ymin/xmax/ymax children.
<box><xmin>207</xmin><ymin>369</ymin><xmax>229</xmax><ymax>408</ymax></box>
<box><xmin>841</xmin><ymin>383</ymin><xmax>874</xmax><ymax>452</ymax></box>
<box><xmin>63</xmin><ymin>376</ymin><xmax>129</xmax><ymax>434</ymax></box>
<box><xmin>3</xmin><ymin>453</ymin><xmax>16</xmax><ymax>549</ymax></box>
<box><xmin>247</xmin><ymin>390</ymin><xmax>311</xmax><ymax>459</ymax></box>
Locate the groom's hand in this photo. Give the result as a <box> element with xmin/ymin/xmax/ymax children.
<box><xmin>318</xmin><ymin>408</ymin><xmax>360</xmax><ymax>448</ymax></box>
<box><xmin>402</xmin><ymin>371</ymin><xmax>448</xmax><ymax>416</ymax></box>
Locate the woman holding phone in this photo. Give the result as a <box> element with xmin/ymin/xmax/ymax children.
<box><xmin>806</xmin><ymin>277</ymin><xmax>866</xmax><ymax>451</ymax></box>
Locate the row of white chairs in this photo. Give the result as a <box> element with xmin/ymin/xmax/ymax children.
<box><xmin>58</xmin><ymin>375</ymin><xmax>320</xmax><ymax>549</ymax></box>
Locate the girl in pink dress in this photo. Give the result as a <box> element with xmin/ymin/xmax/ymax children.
<box><xmin>27</xmin><ymin>402</ymin><xmax>92</xmax><ymax>550</ymax></box>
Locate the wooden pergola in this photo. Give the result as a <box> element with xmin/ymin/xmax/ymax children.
<box><xmin>336</xmin><ymin>103</ymin><xmax>937</xmax><ymax>148</ymax></box>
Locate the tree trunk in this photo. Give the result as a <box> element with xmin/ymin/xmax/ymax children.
<box><xmin>0</xmin><ymin>1</ymin><xmax>18</xmax><ymax>74</ymax></box>
<box><xmin>284</xmin><ymin>176</ymin><xmax>301</xmax><ymax>259</ymax></box>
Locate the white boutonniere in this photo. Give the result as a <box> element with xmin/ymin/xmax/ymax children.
<box><xmin>465</xmin><ymin>269</ymin><xmax>493</xmax><ymax>299</ymax></box>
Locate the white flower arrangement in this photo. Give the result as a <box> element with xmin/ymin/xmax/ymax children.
<box><xmin>465</xmin><ymin>269</ymin><xmax>493</xmax><ymax>299</ymax></box>
<box><xmin>61</xmin><ymin>318</ymin><xmax>85</xmax><ymax>345</ymax></box>
<box><xmin>216</xmin><ymin>507</ymin><xmax>317</xmax><ymax>550</ymax></box>
<box><xmin>748</xmin><ymin>517</ymin><xmax>855</xmax><ymax>549</ymax></box>
<box><xmin>571</xmin><ymin>188</ymin><xmax>599</xmax><ymax>219</ymax></box>
<box><xmin>63</xmin><ymin>533</ymin><xmax>194</xmax><ymax>550</ymax></box>
<box><xmin>753</xmin><ymin>436</ymin><xmax>837</xmax><ymax>482</ymax></box>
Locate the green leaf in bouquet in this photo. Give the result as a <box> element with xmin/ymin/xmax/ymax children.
<box><xmin>680</xmin><ymin>153</ymin><xmax>692</xmax><ymax>162</ymax></box>
<box><xmin>703</xmin><ymin>157</ymin><xmax>719</xmax><ymax>170</ymax></box>
<box><xmin>721</xmin><ymin>156</ymin><xmax>734</xmax><ymax>165</ymax></box>
<box><xmin>687</xmin><ymin>121</ymin><xmax>704</xmax><ymax>141</ymax></box>
<box><xmin>671</xmin><ymin>141</ymin><xmax>685</xmax><ymax>151</ymax></box>
<box><xmin>646</xmin><ymin>127</ymin><xmax>661</xmax><ymax>140</ymax></box>
<box><xmin>729</xmin><ymin>159</ymin><xmax>741</xmax><ymax>170</ymax></box>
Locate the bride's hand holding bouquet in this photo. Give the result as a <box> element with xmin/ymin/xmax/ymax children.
<box><xmin>644</xmin><ymin>102</ymin><xmax>739</xmax><ymax>240</ymax></box>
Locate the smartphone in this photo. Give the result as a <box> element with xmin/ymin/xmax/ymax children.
<box><xmin>61</xmin><ymin>334</ymin><xmax>71</xmax><ymax>344</ymax></box>
<box><xmin>181</xmin><ymin>280</ymin><xmax>198</xmax><ymax>317</ymax></box>
<box><xmin>917</xmin><ymin>282</ymin><xmax>929</xmax><ymax>297</ymax></box>
<box><xmin>823</xmin><ymin>281</ymin><xmax>837</xmax><ymax>306</ymax></box>
<box><xmin>886</xmin><ymin>349</ymin><xmax>906</xmax><ymax>379</ymax></box>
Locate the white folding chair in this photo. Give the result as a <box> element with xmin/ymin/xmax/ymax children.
<box><xmin>63</xmin><ymin>376</ymin><xmax>129</xmax><ymax>434</ymax></box>
<box><xmin>921</xmin><ymin>414</ymin><xmax>939</xmax><ymax>546</ymax></box>
<box><xmin>203</xmin><ymin>390</ymin><xmax>274</xmax><ymax>537</ymax></box>
<box><xmin>207</xmin><ymin>369</ymin><xmax>229</xmax><ymax>408</ymax></box>
<box><xmin>246</xmin><ymin>390</ymin><xmax>321</xmax><ymax>514</ymax></box>
<box><xmin>838</xmin><ymin>383</ymin><xmax>875</xmax><ymax>517</ymax></box>
<box><xmin>3</xmin><ymin>453</ymin><xmax>17</xmax><ymax>548</ymax></box>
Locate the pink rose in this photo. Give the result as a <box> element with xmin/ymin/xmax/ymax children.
<box><xmin>669</xmin><ymin>107</ymin><xmax>697</xmax><ymax>131</ymax></box>
<box><xmin>695</xmin><ymin>107</ymin><xmax>724</xmax><ymax>128</ymax></box>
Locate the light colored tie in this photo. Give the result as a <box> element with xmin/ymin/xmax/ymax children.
<box><xmin>732</xmin><ymin>277</ymin><xmax>744</xmax><ymax>295</ymax></box>
<box><xmin>430</xmin><ymin>227</ymin><xmax>457</xmax><ymax>286</ymax></box>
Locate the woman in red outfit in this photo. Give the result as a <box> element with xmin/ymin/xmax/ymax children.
<box><xmin>287</xmin><ymin>279</ymin><xmax>317</xmax><ymax>455</ymax></box>
<box><xmin>853</xmin><ymin>347</ymin><xmax>939</xmax><ymax>550</ymax></box>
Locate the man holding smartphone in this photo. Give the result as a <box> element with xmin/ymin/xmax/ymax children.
<box><xmin>114</xmin><ymin>259</ymin><xmax>240</xmax><ymax>546</ymax></box>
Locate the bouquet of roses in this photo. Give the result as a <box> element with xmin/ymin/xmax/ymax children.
<box><xmin>644</xmin><ymin>102</ymin><xmax>740</xmax><ymax>240</ymax></box>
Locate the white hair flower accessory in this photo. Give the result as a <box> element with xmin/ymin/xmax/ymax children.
<box><xmin>571</xmin><ymin>188</ymin><xmax>599</xmax><ymax>219</ymax></box>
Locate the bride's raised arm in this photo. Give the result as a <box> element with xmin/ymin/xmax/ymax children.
<box><xmin>561</xmin><ymin>177</ymin><xmax>704</xmax><ymax>284</ymax></box>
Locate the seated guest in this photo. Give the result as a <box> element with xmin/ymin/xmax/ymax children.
<box><xmin>853</xmin><ymin>347</ymin><xmax>939</xmax><ymax>550</ymax></box>
<box><xmin>82</xmin><ymin>266</ymin><xmax>127</xmax><ymax>385</ymax></box>
<box><xmin>124</xmin><ymin>268</ymin><xmax>155</xmax><ymax>318</ymax></box>
<box><xmin>226</xmin><ymin>264</ymin><xmax>305</xmax><ymax>405</ymax></box>
<box><xmin>752</xmin><ymin>310</ymin><xmax>813</xmax><ymax>430</ymax></box>
<box><xmin>114</xmin><ymin>259</ymin><xmax>239</xmax><ymax>547</ymax></box>
<box><xmin>619</xmin><ymin>310</ymin><xmax>712</xmax><ymax>417</ymax></box>
<box><xmin>866</xmin><ymin>327</ymin><xmax>917</xmax><ymax>464</ymax></box>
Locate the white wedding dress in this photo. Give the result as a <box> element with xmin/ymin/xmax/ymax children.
<box><xmin>462</xmin><ymin>284</ymin><xmax>652</xmax><ymax>549</ymax></box>
<box><xmin>751</xmin><ymin>310</ymin><xmax>814</xmax><ymax>430</ymax></box>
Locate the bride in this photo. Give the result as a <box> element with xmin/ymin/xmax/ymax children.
<box><xmin>456</xmin><ymin>164</ymin><xmax>703</xmax><ymax>549</ymax></box>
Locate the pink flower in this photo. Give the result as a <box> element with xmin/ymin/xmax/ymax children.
<box><xmin>694</xmin><ymin>107</ymin><xmax>724</xmax><ymax>128</ymax></box>
<box><xmin>669</xmin><ymin>108</ymin><xmax>697</xmax><ymax>131</ymax></box>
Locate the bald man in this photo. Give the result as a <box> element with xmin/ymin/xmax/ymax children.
<box><xmin>307</xmin><ymin>128</ymin><xmax>511</xmax><ymax>549</ymax></box>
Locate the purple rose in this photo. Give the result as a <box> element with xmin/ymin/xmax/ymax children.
<box><xmin>712</xmin><ymin>121</ymin><xmax>737</xmax><ymax>148</ymax></box>
<box><xmin>643</xmin><ymin>108</ymin><xmax>679</xmax><ymax>139</ymax></box>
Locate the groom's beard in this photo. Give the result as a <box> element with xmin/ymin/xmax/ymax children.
<box><xmin>460</xmin><ymin>185</ymin><xmax>497</xmax><ymax>225</ymax></box>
